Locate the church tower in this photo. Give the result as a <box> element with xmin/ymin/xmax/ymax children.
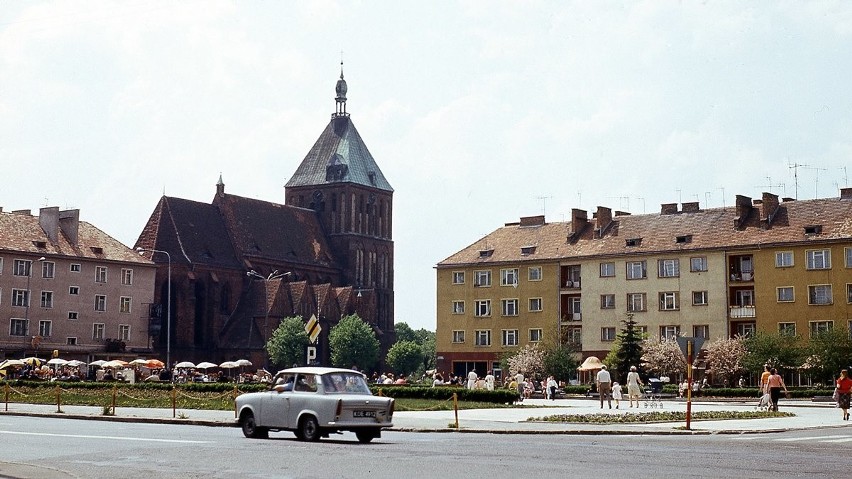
<box><xmin>285</xmin><ymin>66</ymin><xmax>395</xmax><ymax>345</ymax></box>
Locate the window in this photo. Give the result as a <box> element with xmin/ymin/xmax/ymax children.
<box><xmin>658</xmin><ymin>259</ymin><xmax>680</xmax><ymax>278</ymax></box>
<box><xmin>92</xmin><ymin>323</ymin><xmax>105</xmax><ymax>340</ymax></box>
<box><xmin>736</xmin><ymin>322</ymin><xmax>756</xmax><ymax>337</ymax></box>
<box><xmin>600</xmin><ymin>294</ymin><xmax>615</xmax><ymax>309</ymax></box>
<box><xmin>95</xmin><ymin>266</ymin><xmax>108</xmax><ymax>283</ymax></box>
<box><xmin>452</xmin><ymin>271</ymin><xmax>465</xmax><ymax>284</ymax></box>
<box><xmin>120</xmin><ymin>296</ymin><xmax>131</xmax><ymax>314</ymax></box>
<box><xmin>13</xmin><ymin>259</ymin><xmax>31</xmax><ymax>277</ymax></box>
<box><xmin>474</xmin><ymin>270</ymin><xmax>491</xmax><ymax>287</ymax></box>
<box><xmin>693</xmin><ymin>325</ymin><xmax>709</xmax><ymax>339</ymax></box>
<box><xmin>69</xmin><ymin>286</ymin><xmax>79</xmax><ymax>295</ymax></box>
<box><xmin>70</xmin><ymin>263</ymin><xmax>81</xmax><ymax>272</ymax></box>
<box><xmin>806</xmin><ymin>249</ymin><xmax>831</xmax><ymax>270</ymax></box>
<box><xmin>778</xmin><ymin>322</ymin><xmax>796</xmax><ymax>336</ymax></box>
<box><xmin>40</xmin><ymin>291</ymin><xmax>53</xmax><ymax>308</ymax></box>
<box><xmin>809</xmin><ymin>321</ymin><xmax>833</xmax><ymax>336</ymax></box>
<box><xmin>528</xmin><ymin>266</ymin><xmax>542</xmax><ymax>281</ymax></box>
<box><xmin>118</xmin><ymin>324</ymin><xmax>130</xmax><ymax>341</ymax></box>
<box><xmin>452</xmin><ymin>330</ymin><xmax>465</xmax><ymax>343</ymax></box>
<box><xmin>676</xmin><ymin>235</ymin><xmax>692</xmax><ymax>244</ymax></box>
<box><xmin>121</xmin><ymin>268</ymin><xmax>133</xmax><ymax>285</ymax></box>
<box><xmin>775</xmin><ymin>251</ymin><xmax>793</xmax><ymax>268</ymax></box>
<box><xmin>474</xmin><ymin>300</ymin><xmax>491</xmax><ymax>317</ymax></box>
<box><xmin>475</xmin><ymin>330</ymin><xmax>491</xmax><ymax>347</ymax></box>
<box><xmin>12</xmin><ymin>289</ymin><xmax>29</xmax><ymax>307</ymax></box>
<box><xmin>39</xmin><ymin>320</ymin><xmax>52</xmax><ymax>337</ymax></box>
<box><xmin>9</xmin><ymin>318</ymin><xmax>28</xmax><ymax>336</ymax></box>
<box><xmin>659</xmin><ymin>292</ymin><xmax>679</xmax><ymax>311</ymax></box>
<box><xmin>94</xmin><ymin>295</ymin><xmax>107</xmax><ymax>312</ymax></box>
<box><xmin>0</xmin><ymin>257</ymin><xmax>3</xmax><ymax>273</ymax></box>
<box><xmin>600</xmin><ymin>262</ymin><xmax>615</xmax><ymax>277</ymax></box>
<box><xmin>692</xmin><ymin>291</ymin><xmax>708</xmax><ymax>306</ymax></box>
<box><xmin>601</xmin><ymin>327</ymin><xmax>616</xmax><ymax>341</ymax></box>
<box><xmin>627</xmin><ymin>293</ymin><xmax>646</xmax><ymax>312</ymax></box>
<box><xmin>68</xmin><ymin>311</ymin><xmax>78</xmax><ymax>320</ymax></box>
<box><xmin>500</xmin><ymin>268</ymin><xmax>519</xmax><ymax>286</ymax></box>
<box><xmin>564</xmin><ymin>326</ymin><xmax>582</xmax><ymax>344</ymax></box>
<box><xmin>808</xmin><ymin>285</ymin><xmax>833</xmax><ymax>305</ymax></box>
<box><xmin>520</xmin><ymin>246</ymin><xmax>536</xmax><ymax>256</ymax></box>
<box><xmin>529</xmin><ymin>329</ymin><xmax>543</xmax><ymax>342</ymax></box>
<box><xmin>502</xmin><ymin>329</ymin><xmax>519</xmax><ymax>346</ymax></box>
<box><xmin>635</xmin><ymin>325</ymin><xmax>648</xmax><ymax>337</ymax></box>
<box><xmin>66</xmin><ymin>337</ymin><xmax>77</xmax><ymax>346</ymax></box>
<box><xmin>42</xmin><ymin>261</ymin><xmax>55</xmax><ymax>278</ymax></box>
<box><xmin>625</xmin><ymin>238</ymin><xmax>642</xmax><ymax>247</ymax></box>
<box><xmin>777</xmin><ymin>287</ymin><xmax>794</xmax><ymax>302</ymax></box>
<box><xmin>501</xmin><ymin>299</ymin><xmax>519</xmax><ymax>316</ymax></box>
<box><xmin>660</xmin><ymin>325</ymin><xmax>680</xmax><ymax>340</ymax></box>
<box><xmin>528</xmin><ymin>297</ymin><xmax>542</xmax><ymax>312</ymax></box>
<box><xmin>626</xmin><ymin>261</ymin><xmax>647</xmax><ymax>280</ymax></box>
<box><xmin>689</xmin><ymin>257</ymin><xmax>708</xmax><ymax>272</ymax></box>
<box><xmin>452</xmin><ymin>300</ymin><xmax>465</xmax><ymax>314</ymax></box>
<box><xmin>848</xmin><ymin>284</ymin><xmax>852</xmax><ymax>304</ymax></box>
<box><xmin>846</xmin><ymin>247</ymin><xmax>852</xmax><ymax>268</ymax></box>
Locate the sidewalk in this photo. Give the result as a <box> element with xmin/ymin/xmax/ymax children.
<box><xmin>0</xmin><ymin>397</ymin><xmax>847</xmax><ymax>435</ymax></box>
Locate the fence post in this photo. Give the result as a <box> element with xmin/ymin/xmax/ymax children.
<box><xmin>453</xmin><ymin>392</ymin><xmax>459</xmax><ymax>429</ymax></box>
<box><xmin>4</xmin><ymin>382</ymin><xmax>8</xmax><ymax>412</ymax></box>
<box><xmin>55</xmin><ymin>385</ymin><xmax>62</xmax><ymax>413</ymax></box>
<box><xmin>112</xmin><ymin>384</ymin><xmax>117</xmax><ymax>415</ymax></box>
<box><xmin>233</xmin><ymin>385</ymin><xmax>238</xmax><ymax>418</ymax></box>
<box><xmin>171</xmin><ymin>386</ymin><xmax>177</xmax><ymax>418</ymax></box>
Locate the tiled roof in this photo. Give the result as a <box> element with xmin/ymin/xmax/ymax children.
<box><xmin>285</xmin><ymin>116</ymin><xmax>393</xmax><ymax>192</ymax></box>
<box><xmin>437</xmin><ymin>195</ymin><xmax>852</xmax><ymax>266</ymax></box>
<box><xmin>0</xmin><ymin>210</ymin><xmax>150</xmax><ymax>263</ymax></box>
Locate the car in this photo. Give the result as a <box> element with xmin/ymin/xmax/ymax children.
<box><xmin>235</xmin><ymin>366</ymin><xmax>394</xmax><ymax>443</ymax></box>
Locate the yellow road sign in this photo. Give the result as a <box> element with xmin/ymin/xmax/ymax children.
<box><xmin>305</xmin><ymin>314</ymin><xmax>321</xmax><ymax>344</ymax></box>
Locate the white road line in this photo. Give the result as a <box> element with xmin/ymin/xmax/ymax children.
<box><xmin>818</xmin><ymin>437</ymin><xmax>852</xmax><ymax>443</ymax></box>
<box><xmin>775</xmin><ymin>435</ymin><xmax>851</xmax><ymax>442</ymax></box>
<box><xmin>0</xmin><ymin>430</ymin><xmax>211</xmax><ymax>444</ymax></box>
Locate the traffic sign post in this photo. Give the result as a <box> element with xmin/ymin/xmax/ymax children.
<box><xmin>675</xmin><ymin>336</ymin><xmax>704</xmax><ymax>430</ymax></box>
<box><xmin>304</xmin><ymin>314</ymin><xmax>322</xmax><ymax>365</ymax></box>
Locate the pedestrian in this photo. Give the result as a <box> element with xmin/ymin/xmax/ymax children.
<box><xmin>612</xmin><ymin>381</ymin><xmax>623</xmax><ymax>409</ymax></box>
<box><xmin>760</xmin><ymin>365</ymin><xmax>771</xmax><ymax>394</ymax></box>
<box><xmin>626</xmin><ymin>365</ymin><xmax>643</xmax><ymax>407</ymax></box>
<box><xmin>835</xmin><ymin>369</ymin><xmax>852</xmax><ymax>421</ymax></box>
<box><xmin>766</xmin><ymin>368</ymin><xmax>788</xmax><ymax>412</ymax></box>
<box><xmin>596</xmin><ymin>365</ymin><xmax>612</xmax><ymax>409</ymax></box>
<box><xmin>485</xmin><ymin>370</ymin><xmax>495</xmax><ymax>391</ymax></box>
<box><xmin>467</xmin><ymin>369</ymin><xmax>477</xmax><ymax>389</ymax></box>
<box><xmin>547</xmin><ymin>375</ymin><xmax>558</xmax><ymax>401</ymax></box>
<box><xmin>515</xmin><ymin>370</ymin><xmax>525</xmax><ymax>401</ymax></box>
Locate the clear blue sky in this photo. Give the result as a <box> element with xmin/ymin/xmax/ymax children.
<box><xmin>2</xmin><ymin>1</ymin><xmax>850</xmax><ymax>332</ymax></box>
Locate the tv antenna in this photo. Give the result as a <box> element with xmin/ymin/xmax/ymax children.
<box><xmin>535</xmin><ymin>196</ymin><xmax>553</xmax><ymax>216</ymax></box>
<box><xmin>802</xmin><ymin>165</ymin><xmax>827</xmax><ymax>198</ymax></box>
<box><xmin>788</xmin><ymin>161</ymin><xmax>810</xmax><ymax>199</ymax></box>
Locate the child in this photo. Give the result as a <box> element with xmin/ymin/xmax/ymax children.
<box><xmin>612</xmin><ymin>381</ymin><xmax>623</xmax><ymax>409</ymax></box>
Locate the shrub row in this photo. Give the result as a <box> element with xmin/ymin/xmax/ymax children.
<box><xmin>2</xmin><ymin>379</ymin><xmax>267</xmax><ymax>394</ymax></box>
<box><xmin>371</xmin><ymin>385</ymin><xmax>517</xmax><ymax>403</ymax></box>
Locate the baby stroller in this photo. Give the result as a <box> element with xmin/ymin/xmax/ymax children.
<box><xmin>757</xmin><ymin>392</ymin><xmax>773</xmax><ymax>411</ymax></box>
<box><xmin>643</xmin><ymin>378</ymin><xmax>664</xmax><ymax>408</ymax></box>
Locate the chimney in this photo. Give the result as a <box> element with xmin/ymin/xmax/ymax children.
<box><xmin>841</xmin><ymin>187</ymin><xmax>852</xmax><ymax>200</ymax></box>
<box><xmin>519</xmin><ymin>215</ymin><xmax>545</xmax><ymax>227</ymax></box>
<box><xmin>59</xmin><ymin>209</ymin><xmax>80</xmax><ymax>245</ymax></box>
<box><xmin>570</xmin><ymin>209</ymin><xmax>587</xmax><ymax>237</ymax></box>
<box><xmin>734</xmin><ymin>195</ymin><xmax>752</xmax><ymax>228</ymax></box>
<box><xmin>660</xmin><ymin>203</ymin><xmax>678</xmax><ymax>215</ymax></box>
<box><xmin>760</xmin><ymin>192</ymin><xmax>780</xmax><ymax>224</ymax></box>
<box><xmin>681</xmin><ymin>202</ymin><xmax>700</xmax><ymax>213</ymax></box>
<box><xmin>39</xmin><ymin>207</ymin><xmax>60</xmax><ymax>243</ymax></box>
<box><xmin>595</xmin><ymin>206</ymin><xmax>612</xmax><ymax>234</ymax></box>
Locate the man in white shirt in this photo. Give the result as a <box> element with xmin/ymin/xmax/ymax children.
<box><xmin>467</xmin><ymin>369</ymin><xmax>478</xmax><ymax>389</ymax></box>
<box><xmin>515</xmin><ymin>371</ymin><xmax>525</xmax><ymax>400</ymax></box>
<box><xmin>484</xmin><ymin>370</ymin><xmax>495</xmax><ymax>391</ymax></box>
<box><xmin>596</xmin><ymin>365</ymin><xmax>612</xmax><ymax>409</ymax></box>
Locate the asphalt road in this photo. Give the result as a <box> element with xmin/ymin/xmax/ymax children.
<box><xmin>0</xmin><ymin>416</ymin><xmax>848</xmax><ymax>478</ymax></box>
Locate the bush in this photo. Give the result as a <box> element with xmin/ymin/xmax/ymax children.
<box><xmin>370</xmin><ymin>385</ymin><xmax>517</xmax><ymax>403</ymax></box>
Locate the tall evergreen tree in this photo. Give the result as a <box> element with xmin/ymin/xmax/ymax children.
<box><xmin>612</xmin><ymin>314</ymin><xmax>644</xmax><ymax>382</ymax></box>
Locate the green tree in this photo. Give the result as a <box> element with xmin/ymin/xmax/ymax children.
<box><xmin>742</xmin><ymin>332</ymin><xmax>803</xmax><ymax>375</ymax></box>
<box><xmin>385</xmin><ymin>340</ymin><xmax>423</xmax><ymax>376</ymax></box>
<box><xmin>414</xmin><ymin>328</ymin><xmax>436</xmax><ymax>372</ymax></box>
<box><xmin>542</xmin><ymin>343</ymin><xmax>580</xmax><ymax>383</ymax></box>
<box><xmin>394</xmin><ymin>322</ymin><xmax>416</xmax><ymax>342</ymax></box>
<box><xmin>328</xmin><ymin>314</ymin><xmax>380</xmax><ymax>371</ymax></box>
<box><xmin>265</xmin><ymin>317</ymin><xmax>310</xmax><ymax>370</ymax></box>
<box><xmin>610</xmin><ymin>314</ymin><xmax>645</xmax><ymax>380</ymax></box>
<box><xmin>805</xmin><ymin>326</ymin><xmax>852</xmax><ymax>384</ymax></box>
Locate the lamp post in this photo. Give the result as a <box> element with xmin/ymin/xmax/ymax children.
<box><xmin>24</xmin><ymin>257</ymin><xmax>46</xmax><ymax>354</ymax></box>
<box><xmin>246</xmin><ymin>270</ymin><xmax>291</xmax><ymax>366</ymax></box>
<box><xmin>137</xmin><ymin>248</ymin><xmax>171</xmax><ymax>375</ymax></box>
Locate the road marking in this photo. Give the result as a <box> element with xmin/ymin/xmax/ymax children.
<box><xmin>776</xmin><ymin>435</ymin><xmax>851</xmax><ymax>442</ymax></box>
<box><xmin>817</xmin><ymin>437</ymin><xmax>852</xmax><ymax>443</ymax></box>
<box><xmin>0</xmin><ymin>430</ymin><xmax>211</xmax><ymax>444</ymax></box>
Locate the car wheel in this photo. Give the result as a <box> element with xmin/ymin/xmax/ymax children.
<box><xmin>240</xmin><ymin>411</ymin><xmax>268</xmax><ymax>439</ymax></box>
<box><xmin>355</xmin><ymin>429</ymin><xmax>378</xmax><ymax>443</ymax></box>
<box><xmin>299</xmin><ymin>415</ymin><xmax>321</xmax><ymax>442</ymax></box>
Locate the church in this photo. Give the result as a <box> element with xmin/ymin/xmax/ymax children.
<box><xmin>134</xmin><ymin>69</ymin><xmax>395</xmax><ymax>368</ymax></box>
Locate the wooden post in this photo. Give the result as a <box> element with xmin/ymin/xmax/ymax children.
<box><xmin>112</xmin><ymin>384</ymin><xmax>117</xmax><ymax>415</ymax></box>
<box><xmin>171</xmin><ymin>386</ymin><xmax>177</xmax><ymax>418</ymax></box>
<box><xmin>453</xmin><ymin>392</ymin><xmax>459</xmax><ymax>429</ymax></box>
<box><xmin>685</xmin><ymin>340</ymin><xmax>693</xmax><ymax>430</ymax></box>
<box><xmin>233</xmin><ymin>385</ymin><xmax>238</xmax><ymax>418</ymax></box>
<box><xmin>4</xmin><ymin>382</ymin><xmax>8</xmax><ymax>412</ymax></box>
<box><xmin>55</xmin><ymin>385</ymin><xmax>62</xmax><ymax>413</ymax></box>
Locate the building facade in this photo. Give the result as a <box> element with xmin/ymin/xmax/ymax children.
<box><xmin>0</xmin><ymin>207</ymin><xmax>155</xmax><ymax>362</ymax></box>
<box><xmin>436</xmin><ymin>190</ymin><xmax>852</xmax><ymax>379</ymax></box>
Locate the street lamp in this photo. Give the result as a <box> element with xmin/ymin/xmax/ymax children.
<box><xmin>25</xmin><ymin>257</ymin><xmax>46</xmax><ymax>354</ymax></box>
<box><xmin>137</xmin><ymin>248</ymin><xmax>171</xmax><ymax>375</ymax></box>
<box><xmin>246</xmin><ymin>270</ymin><xmax>291</xmax><ymax>364</ymax></box>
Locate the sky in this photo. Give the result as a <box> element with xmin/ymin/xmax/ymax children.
<box><xmin>2</xmin><ymin>1</ymin><xmax>851</xmax><ymax>332</ymax></box>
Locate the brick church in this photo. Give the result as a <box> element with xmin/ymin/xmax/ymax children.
<box><xmin>133</xmin><ymin>69</ymin><xmax>395</xmax><ymax>369</ymax></box>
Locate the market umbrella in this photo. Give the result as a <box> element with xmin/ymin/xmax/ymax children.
<box><xmin>235</xmin><ymin>359</ymin><xmax>252</xmax><ymax>367</ymax></box>
<box><xmin>144</xmin><ymin>359</ymin><xmax>165</xmax><ymax>369</ymax></box>
<box><xmin>129</xmin><ymin>359</ymin><xmax>150</xmax><ymax>366</ymax></box>
<box><xmin>196</xmin><ymin>362</ymin><xmax>217</xmax><ymax>370</ymax></box>
<box><xmin>89</xmin><ymin>360</ymin><xmax>107</xmax><ymax>368</ymax></box>
<box><xmin>66</xmin><ymin>360</ymin><xmax>87</xmax><ymax>367</ymax></box>
<box><xmin>175</xmin><ymin>361</ymin><xmax>196</xmax><ymax>369</ymax></box>
<box><xmin>219</xmin><ymin>361</ymin><xmax>238</xmax><ymax>369</ymax></box>
<box><xmin>0</xmin><ymin>359</ymin><xmax>25</xmax><ymax>369</ymax></box>
<box><xmin>22</xmin><ymin>357</ymin><xmax>46</xmax><ymax>367</ymax></box>
<box><xmin>47</xmin><ymin>358</ymin><xmax>68</xmax><ymax>366</ymax></box>
<box><xmin>103</xmin><ymin>360</ymin><xmax>128</xmax><ymax>369</ymax></box>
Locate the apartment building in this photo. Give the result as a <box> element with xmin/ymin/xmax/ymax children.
<box><xmin>0</xmin><ymin>207</ymin><xmax>155</xmax><ymax>361</ymax></box>
<box><xmin>436</xmin><ymin>190</ymin><xmax>852</xmax><ymax>377</ymax></box>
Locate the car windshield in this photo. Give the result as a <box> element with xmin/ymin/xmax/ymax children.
<box><xmin>320</xmin><ymin>372</ymin><xmax>371</xmax><ymax>394</ymax></box>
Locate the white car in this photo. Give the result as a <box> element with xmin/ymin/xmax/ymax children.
<box><xmin>235</xmin><ymin>366</ymin><xmax>394</xmax><ymax>443</ymax></box>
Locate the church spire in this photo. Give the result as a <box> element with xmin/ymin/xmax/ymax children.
<box><xmin>333</xmin><ymin>61</ymin><xmax>349</xmax><ymax>118</ymax></box>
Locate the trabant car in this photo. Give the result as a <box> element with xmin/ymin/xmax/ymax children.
<box><xmin>235</xmin><ymin>366</ymin><xmax>394</xmax><ymax>443</ymax></box>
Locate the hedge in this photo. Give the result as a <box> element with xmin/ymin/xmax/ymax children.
<box><xmin>371</xmin><ymin>385</ymin><xmax>517</xmax><ymax>403</ymax></box>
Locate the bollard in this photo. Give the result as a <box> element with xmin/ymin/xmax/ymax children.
<box><xmin>453</xmin><ymin>392</ymin><xmax>459</xmax><ymax>429</ymax></box>
<box><xmin>55</xmin><ymin>385</ymin><xmax>62</xmax><ymax>413</ymax></box>
<box><xmin>171</xmin><ymin>386</ymin><xmax>177</xmax><ymax>418</ymax></box>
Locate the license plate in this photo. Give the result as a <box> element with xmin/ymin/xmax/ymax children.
<box><xmin>353</xmin><ymin>410</ymin><xmax>376</xmax><ymax>418</ymax></box>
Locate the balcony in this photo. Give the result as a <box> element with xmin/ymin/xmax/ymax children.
<box><xmin>729</xmin><ymin>305</ymin><xmax>756</xmax><ymax>318</ymax></box>
<box><xmin>561</xmin><ymin>313</ymin><xmax>582</xmax><ymax>323</ymax></box>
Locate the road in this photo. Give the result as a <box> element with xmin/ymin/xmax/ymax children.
<box><xmin>0</xmin><ymin>416</ymin><xmax>848</xmax><ymax>478</ymax></box>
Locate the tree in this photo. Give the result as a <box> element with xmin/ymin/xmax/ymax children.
<box><xmin>414</xmin><ymin>328</ymin><xmax>436</xmax><ymax>372</ymax></box>
<box><xmin>265</xmin><ymin>317</ymin><xmax>310</xmax><ymax>370</ymax></box>
<box><xmin>610</xmin><ymin>314</ymin><xmax>645</xmax><ymax>381</ymax></box>
<box><xmin>805</xmin><ymin>326</ymin><xmax>852</xmax><ymax>384</ymax></box>
<box><xmin>704</xmin><ymin>336</ymin><xmax>746</xmax><ymax>386</ymax></box>
<box><xmin>507</xmin><ymin>343</ymin><xmax>545</xmax><ymax>378</ymax></box>
<box><xmin>394</xmin><ymin>322</ymin><xmax>416</xmax><ymax>343</ymax></box>
<box><xmin>640</xmin><ymin>337</ymin><xmax>686</xmax><ymax>378</ymax></box>
<box><xmin>328</xmin><ymin>314</ymin><xmax>380</xmax><ymax>371</ymax></box>
<box><xmin>385</xmin><ymin>340</ymin><xmax>423</xmax><ymax>376</ymax></box>
<box><xmin>542</xmin><ymin>343</ymin><xmax>580</xmax><ymax>383</ymax></box>
<box><xmin>742</xmin><ymin>332</ymin><xmax>803</xmax><ymax>375</ymax></box>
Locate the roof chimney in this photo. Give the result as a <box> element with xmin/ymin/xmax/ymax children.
<box><xmin>59</xmin><ymin>209</ymin><xmax>79</xmax><ymax>245</ymax></box>
<box><xmin>760</xmin><ymin>192</ymin><xmax>780</xmax><ymax>226</ymax></box>
<box><xmin>681</xmin><ymin>202</ymin><xmax>700</xmax><ymax>213</ymax></box>
<box><xmin>660</xmin><ymin>203</ymin><xmax>678</xmax><ymax>215</ymax></box>
<box><xmin>734</xmin><ymin>195</ymin><xmax>752</xmax><ymax>228</ymax></box>
<box><xmin>39</xmin><ymin>207</ymin><xmax>60</xmax><ymax>243</ymax></box>
<box><xmin>569</xmin><ymin>209</ymin><xmax>588</xmax><ymax>239</ymax></box>
<box><xmin>519</xmin><ymin>215</ymin><xmax>545</xmax><ymax>227</ymax></box>
<box><xmin>841</xmin><ymin>187</ymin><xmax>852</xmax><ymax>200</ymax></box>
<box><xmin>595</xmin><ymin>206</ymin><xmax>612</xmax><ymax>236</ymax></box>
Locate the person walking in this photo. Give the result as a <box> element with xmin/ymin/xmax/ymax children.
<box><xmin>612</xmin><ymin>381</ymin><xmax>623</xmax><ymax>409</ymax></box>
<box><xmin>626</xmin><ymin>365</ymin><xmax>643</xmax><ymax>407</ymax></box>
<box><xmin>760</xmin><ymin>365</ymin><xmax>771</xmax><ymax>394</ymax></box>
<box><xmin>835</xmin><ymin>369</ymin><xmax>852</xmax><ymax>421</ymax></box>
<box><xmin>596</xmin><ymin>365</ymin><xmax>612</xmax><ymax>409</ymax></box>
<box><xmin>766</xmin><ymin>368</ymin><xmax>788</xmax><ymax>412</ymax></box>
<box><xmin>484</xmin><ymin>370</ymin><xmax>495</xmax><ymax>391</ymax></box>
<box><xmin>467</xmin><ymin>369</ymin><xmax>478</xmax><ymax>389</ymax></box>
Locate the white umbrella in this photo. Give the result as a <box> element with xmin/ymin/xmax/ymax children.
<box><xmin>219</xmin><ymin>361</ymin><xmax>238</xmax><ymax>369</ymax></box>
<box><xmin>0</xmin><ymin>359</ymin><xmax>25</xmax><ymax>369</ymax></box>
<box><xmin>66</xmin><ymin>360</ymin><xmax>87</xmax><ymax>367</ymax></box>
<box><xmin>196</xmin><ymin>362</ymin><xmax>217</xmax><ymax>370</ymax></box>
<box><xmin>47</xmin><ymin>358</ymin><xmax>68</xmax><ymax>366</ymax></box>
<box><xmin>103</xmin><ymin>360</ymin><xmax>128</xmax><ymax>369</ymax></box>
<box><xmin>175</xmin><ymin>361</ymin><xmax>196</xmax><ymax>368</ymax></box>
<box><xmin>89</xmin><ymin>360</ymin><xmax>107</xmax><ymax>367</ymax></box>
<box><xmin>235</xmin><ymin>359</ymin><xmax>252</xmax><ymax>367</ymax></box>
<box><xmin>129</xmin><ymin>358</ymin><xmax>150</xmax><ymax>366</ymax></box>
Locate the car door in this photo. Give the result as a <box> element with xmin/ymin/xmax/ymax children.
<box><xmin>286</xmin><ymin>373</ymin><xmax>319</xmax><ymax>426</ymax></box>
<box><xmin>260</xmin><ymin>373</ymin><xmax>294</xmax><ymax>428</ymax></box>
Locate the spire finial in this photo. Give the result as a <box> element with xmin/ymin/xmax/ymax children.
<box><xmin>334</xmin><ymin>58</ymin><xmax>349</xmax><ymax>118</ymax></box>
